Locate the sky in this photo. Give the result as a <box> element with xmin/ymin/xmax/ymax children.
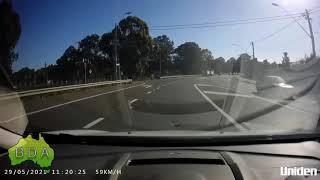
<box><xmin>11</xmin><ymin>0</ymin><xmax>320</xmax><ymax>71</ymax></box>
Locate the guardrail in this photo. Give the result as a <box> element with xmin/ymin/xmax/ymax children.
<box><xmin>0</xmin><ymin>79</ymin><xmax>132</xmax><ymax>101</ymax></box>
<box><xmin>290</xmin><ymin>57</ymin><xmax>319</xmax><ymax>72</ymax></box>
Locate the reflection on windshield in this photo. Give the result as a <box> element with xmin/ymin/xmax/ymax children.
<box><xmin>0</xmin><ymin>0</ymin><xmax>319</xmax><ymax>137</ymax></box>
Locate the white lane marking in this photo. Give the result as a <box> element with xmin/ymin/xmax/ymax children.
<box><xmin>109</xmin><ymin>153</ymin><xmax>131</xmax><ymax>180</ymax></box>
<box><xmin>200</xmin><ymin>80</ymin><xmax>314</xmax><ymax>114</ymax></box>
<box><xmin>3</xmin><ymin>83</ymin><xmax>145</xmax><ymax>123</ymax></box>
<box><xmin>197</xmin><ymin>84</ymin><xmax>214</xmax><ymax>87</ymax></box>
<box><xmin>203</xmin><ymin>91</ymin><xmax>253</xmax><ymax>98</ymax></box>
<box><xmin>144</xmin><ymin>85</ymin><xmax>152</xmax><ymax>88</ymax></box>
<box><xmin>203</xmin><ymin>89</ymin><xmax>310</xmax><ymax>114</ymax></box>
<box><xmin>197</xmin><ymin>83</ymin><xmax>233</xmax><ymax>91</ymax></box>
<box><xmin>146</xmin><ymin>91</ymin><xmax>152</xmax><ymax>94</ymax></box>
<box><xmin>83</xmin><ymin>117</ymin><xmax>104</xmax><ymax>129</ymax></box>
<box><xmin>194</xmin><ymin>84</ymin><xmax>246</xmax><ymax>131</ymax></box>
<box><xmin>254</xmin><ymin>96</ymin><xmax>310</xmax><ymax>114</ymax></box>
<box><xmin>129</xmin><ymin>99</ymin><xmax>139</xmax><ymax>109</ymax></box>
<box><xmin>198</xmin><ymin>83</ymin><xmax>252</xmax><ymax>95</ymax></box>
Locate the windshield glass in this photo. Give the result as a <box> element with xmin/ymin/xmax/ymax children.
<box><xmin>1</xmin><ymin>0</ymin><xmax>320</xmax><ymax>137</ymax></box>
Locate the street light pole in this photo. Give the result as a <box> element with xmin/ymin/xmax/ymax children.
<box><xmin>159</xmin><ymin>53</ymin><xmax>162</xmax><ymax>76</ymax></box>
<box><xmin>251</xmin><ymin>42</ymin><xmax>255</xmax><ymax>60</ymax></box>
<box><xmin>272</xmin><ymin>3</ymin><xmax>316</xmax><ymax>57</ymax></box>
<box><xmin>232</xmin><ymin>44</ymin><xmax>247</xmax><ymax>53</ymax></box>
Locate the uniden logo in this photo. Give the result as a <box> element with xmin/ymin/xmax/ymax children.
<box><xmin>280</xmin><ymin>167</ymin><xmax>318</xmax><ymax>176</ymax></box>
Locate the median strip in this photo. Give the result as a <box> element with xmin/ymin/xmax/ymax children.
<box><xmin>3</xmin><ymin>83</ymin><xmax>145</xmax><ymax>123</ymax></box>
<box><xmin>0</xmin><ymin>80</ymin><xmax>132</xmax><ymax>101</ymax></box>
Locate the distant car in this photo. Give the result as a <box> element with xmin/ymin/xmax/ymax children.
<box><xmin>202</xmin><ymin>70</ymin><xmax>214</xmax><ymax>76</ymax></box>
<box><xmin>256</xmin><ymin>76</ymin><xmax>294</xmax><ymax>91</ymax></box>
<box><xmin>207</xmin><ymin>70</ymin><xmax>214</xmax><ymax>76</ymax></box>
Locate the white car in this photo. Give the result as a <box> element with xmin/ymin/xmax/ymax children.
<box><xmin>256</xmin><ymin>76</ymin><xmax>294</xmax><ymax>91</ymax></box>
<box><xmin>206</xmin><ymin>70</ymin><xmax>214</xmax><ymax>76</ymax></box>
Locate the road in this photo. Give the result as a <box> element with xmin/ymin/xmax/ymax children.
<box><xmin>2</xmin><ymin>74</ymin><xmax>320</xmax><ymax>134</ymax></box>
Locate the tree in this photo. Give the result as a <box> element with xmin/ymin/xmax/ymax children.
<box><xmin>56</xmin><ymin>45</ymin><xmax>80</xmax><ymax>81</ymax></box>
<box><xmin>236</xmin><ymin>53</ymin><xmax>251</xmax><ymax>74</ymax></box>
<box><xmin>78</xmin><ymin>34</ymin><xmax>111</xmax><ymax>80</ymax></box>
<box><xmin>0</xmin><ymin>0</ymin><xmax>21</xmax><ymax>78</ymax></box>
<box><xmin>200</xmin><ymin>49</ymin><xmax>214</xmax><ymax>73</ymax></box>
<box><xmin>282</xmin><ymin>52</ymin><xmax>290</xmax><ymax>68</ymax></box>
<box><xmin>174</xmin><ymin>42</ymin><xmax>202</xmax><ymax>74</ymax></box>
<box><xmin>78</xmin><ymin>34</ymin><xmax>100</xmax><ymax>62</ymax></box>
<box><xmin>262</xmin><ymin>59</ymin><xmax>270</xmax><ymax>70</ymax></box>
<box><xmin>99</xmin><ymin>32</ymin><xmax>114</xmax><ymax>60</ymax></box>
<box><xmin>214</xmin><ymin>57</ymin><xmax>225</xmax><ymax>73</ymax></box>
<box><xmin>151</xmin><ymin>35</ymin><xmax>174</xmax><ymax>75</ymax></box>
<box><xmin>13</xmin><ymin>67</ymin><xmax>35</xmax><ymax>85</ymax></box>
<box><xmin>117</xmin><ymin>16</ymin><xmax>153</xmax><ymax>78</ymax></box>
<box><xmin>263</xmin><ymin>59</ymin><xmax>269</xmax><ymax>65</ymax></box>
<box><xmin>271</xmin><ymin>61</ymin><xmax>278</xmax><ymax>68</ymax></box>
<box><xmin>226</xmin><ymin>57</ymin><xmax>236</xmax><ymax>73</ymax></box>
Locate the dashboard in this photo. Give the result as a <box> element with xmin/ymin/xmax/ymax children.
<box><xmin>1</xmin><ymin>141</ymin><xmax>320</xmax><ymax>180</ymax></box>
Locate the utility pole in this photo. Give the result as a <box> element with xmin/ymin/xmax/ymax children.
<box><xmin>159</xmin><ymin>55</ymin><xmax>162</xmax><ymax>76</ymax></box>
<box><xmin>113</xmin><ymin>23</ymin><xmax>118</xmax><ymax>80</ymax></box>
<box><xmin>305</xmin><ymin>9</ymin><xmax>316</xmax><ymax>58</ymax></box>
<box><xmin>251</xmin><ymin>42</ymin><xmax>255</xmax><ymax>60</ymax></box>
<box><xmin>83</xmin><ymin>59</ymin><xmax>87</xmax><ymax>84</ymax></box>
<box><xmin>272</xmin><ymin>3</ymin><xmax>316</xmax><ymax>58</ymax></box>
<box><xmin>44</xmin><ymin>61</ymin><xmax>48</xmax><ymax>84</ymax></box>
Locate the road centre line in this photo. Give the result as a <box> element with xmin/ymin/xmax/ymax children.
<box><xmin>3</xmin><ymin>83</ymin><xmax>146</xmax><ymax>123</ymax></box>
<box><xmin>146</xmin><ymin>91</ymin><xmax>152</xmax><ymax>94</ymax></box>
<box><xmin>194</xmin><ymin>84</ymin><xmax>246</xmax><ymax>131</ymax></box>
<box><xmin>83</xmin><ymin>117</ymin><xmax>104</xmax><ymax>129</ymax></box>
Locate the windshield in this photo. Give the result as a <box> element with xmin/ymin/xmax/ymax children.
<box><xmin>1</xmin><ymin>0</ymin><xmax>320</xmax><ymax>138</ymax></box>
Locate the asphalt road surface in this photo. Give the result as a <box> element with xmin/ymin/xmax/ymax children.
<box><xmin>3</xmin><ymin>74</ymin><xmax>320</xmax><ymax>134</ymax></box>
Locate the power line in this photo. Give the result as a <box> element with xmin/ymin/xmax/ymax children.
<box><xmin>150</xmin><ymin>15</ymin><xmax>303</xmax><ymax>30</ymax></box>
<box><xmin>254</xmin><ymin>17</ymin><xmax>303</xmax><ymax>43</ymax></box>
<box><xmin>150</xmin><ymin>9</ymin><xmax>320</xmax><ymax>31</ymax></box>
<box><xmin>310</xmin><ymin>7</ymin><xmax>320</xmax><ymax>13</ymax></box>
<box><xmin>151</xmin><ymin>13</ymin><xmax>305</xmax><ymax>28</ymax></box>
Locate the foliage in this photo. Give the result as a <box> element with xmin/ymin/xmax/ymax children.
<box><xmin>0</xmin><ymin>0</ymin><xmax>21</xmax><ymax>76</ymax></box>
<box><xmin>118</xmin><ymin>16</ymin><xmax>153</xmax><ymax>78</ymax></box>
<box><xmin>174</xmin><ymin>42</ymin><xmax>202</xmax><ymax>74</ymax></box>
